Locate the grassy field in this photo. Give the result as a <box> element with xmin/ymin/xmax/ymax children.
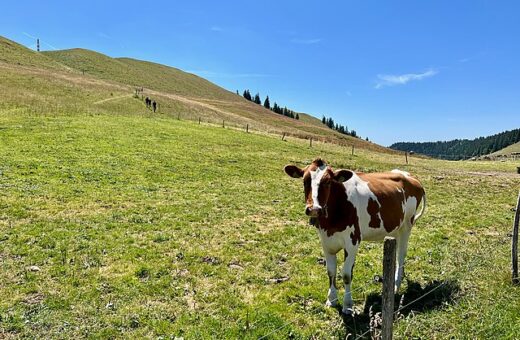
<box><xmin>1</xmin><ymin>109</ymin><xmax>519</xmax><ymax>339</ymax></box>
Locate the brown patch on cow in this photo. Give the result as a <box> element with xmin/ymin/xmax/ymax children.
<box><xmin>316</xmin><ymin>180</ymin><xmax>361</xmax><ymax>244</ymax></box>
<box><xmin>359</xmin><ymin>172</ymin><xmax>424</xmax><ymax>232</ymax></box>
<box><xmin>367</xmin><ymin>197</ymin><xmax>381</xmax><ymax>228</ymax></box>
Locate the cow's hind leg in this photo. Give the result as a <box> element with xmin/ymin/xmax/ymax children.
<box><xmin>395</xmin><ymin>224</ymin><xmax>412</xmax><ymax>291</ymax></box>
<box><xmin>341</xmin><ymin>242</ymin><xmax>359</xmax><ymax>315</ymax></box>
<box><xmin>324</xmin><ymin>252</ymin><xmax>338</xmax><ymax>307</ymax></box>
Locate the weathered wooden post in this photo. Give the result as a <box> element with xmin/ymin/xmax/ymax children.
<box><xmin>246</xmin><ymin>124</ymin><xmax>249</xmax><ymax>133</ymax></box>
<box><xmin>198</xmin><ymin>117</ymin><xmax>201</xmax><ymax>125</ymax></box>
<box><xmin>382</xmin><ymin>237</ymin><xmax>396</xmax><ymax>340</ymax></box>
<box><xmin>282</xmin><ymin>132</ymin><xmax>286</xmax><ymax>141</ymax></box>
<box><xmin>352</xmin><ymin>145</ymin><xmax>354</xmax><ymax>156</ymax></box>
<box><xmin>405</xmin><ymin>152</ymin><xmax>408</xmax><ymax>164</ymax></box>
<box><xmin>310</xmin><ymin>137</ymin><xmax>313</xmax><ymax>148</ymax></box>
<box><xmin>512</xmin><ymin>191</ymin><xmax>520</xmax><ymax>285</ymax></box>
<box><xmin>222</xmin><ymin>120</ymin><xmax>225</xmax><ymax>128</ymax></box>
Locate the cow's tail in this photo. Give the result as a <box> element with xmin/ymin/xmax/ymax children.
<box><xmin>413</xmin><ymin>192</ymin><xmax>426</xmax><ymax>223</ymax></box>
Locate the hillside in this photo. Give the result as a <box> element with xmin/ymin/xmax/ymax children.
<box><xmin>35</xmin><ymin>42</ymin><xmax>386</xmax><ymax>152</ymax></box>
<box><xmin>0</xmin><ymin>35</ymin><xmax>389</xmax><ymax>152</ymax></box>
<box><xmin>490</xmin><ymin>141</ymin><xmax>520</xmax><ymax>157</ymax></box>
<box><xmin>0</xmin><ymin>36</ymin><xmax>70</xmax><ymax>71</ymax></box>
<box><xmin>390</xmin><ymin>128</ymin><xmax>520</xmax><ymax>160</ymax></box>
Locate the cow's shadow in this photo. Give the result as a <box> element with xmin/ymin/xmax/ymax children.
<box><xmin>337</xmin><ymin>279</ymin><xmax>460</xmax><ymax>339</ymax></box>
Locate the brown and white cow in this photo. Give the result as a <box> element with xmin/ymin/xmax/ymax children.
<box><xmin>284</xmin><ymin>158</ymin><xmax>425</xmax><ymax>315</ymax></box>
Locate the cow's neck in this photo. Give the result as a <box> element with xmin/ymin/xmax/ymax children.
<box><xmin>326</xmin><ymin>180</ymin><xmax>348</xmax><ymax>216</ymax></box>
<box><xmin>316</xmin><ymin>180</ymin><xmax>353</xmax><ymax>235</ymax></box>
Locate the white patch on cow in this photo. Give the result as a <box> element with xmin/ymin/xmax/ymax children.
<box><xmin>342</xmin><ymin>174</ymin><xmax>385</xmax><ymax>239</ymax></box>
<box><xmin>403</xmin><ymin>196</ymin><xmax>418</xmax><ymax>222</ymax></box>
<box><xmin>391</xmin><ymin>169</ymin><xmax>410</xmax><ymax>177</ymax></box>
<box><xmin>309</xmin><ymin>164</ymin><xmax>327</xmax><ymax>209</ymax></box>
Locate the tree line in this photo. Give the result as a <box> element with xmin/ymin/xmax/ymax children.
<box><xmin>321</xmin><ymin>115</ymin><xmax>361</xmax><ymax>139</ymax></box>
<box><xmin>390</xmin><ymin>128</ymin><xmax>520</xmax><ymax>160</ymax></box>
<box><xmin>238</xmin><ymin>89</ymin><xmax>368</xmax><ymax>141</ymax></box>
<box><xmin>239</xmin><ymin>89</ymin><xmax>299</xmax><ymax>120</ymax></box>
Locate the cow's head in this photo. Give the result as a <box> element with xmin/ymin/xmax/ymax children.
<box><xmin>284</xmin><ymin>158</ymin><xmax>353</xmax><ymax>218</ymax></box>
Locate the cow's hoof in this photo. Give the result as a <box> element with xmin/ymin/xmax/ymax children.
<box><xmin>341</xmin><ymin>307</ymin><xmax>354</xmax><ymax>316</ymax></box>
<box><xmin>325</xmin><ymin>300</ymin><xmax>338</xmax><ymax>308</ymax></box>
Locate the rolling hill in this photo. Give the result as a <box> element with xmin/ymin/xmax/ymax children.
<box><xmin>0</xmin><ymin>35</ymin><xmax>390</xmax><ymax>153</ymax></box>
<box><xmin>490</xmin><ymin>141</ymin><xmax>520</xmax><ymax>157</ymax></box>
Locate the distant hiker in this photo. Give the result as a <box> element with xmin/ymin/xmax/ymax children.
<box><xmin>145</xmin><ymin>97</ymin><xmax>151</xmax><ymax>108</ymax></box>
<box><xmin>152</xmin><ymin>101</ymin><xmax>157</xmax><ymax>113</ymax></box>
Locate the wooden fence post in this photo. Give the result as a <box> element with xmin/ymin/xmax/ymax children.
<box><xmin>246</xmin><ymin>124</ymin><xmax>249</xmax><ymax>133</ymax></box>
<box><xmin>382</xmin><ymin>237</ymin><xmax>396</xmax><ymax>340</ymax></box>
<box><xmin>310</xmin><ymin>138</ymin><xmax>313</xmax><ymax>148</ymax></box>
<box><xmin>282</xmin><ymin>133</ymin><xmax>286</xmax><ymax>141</ymax></box>
<box><xmin>352</xmin><ymin>145</ymin><xmax>354</xmax><ymax>156</ymax></box>
<box><xmin>405</xmin><ymin>152</ymin><xmax>408</xmax><ymax>164</ymax></box>
<box><xmin>198</xmin><ymin>117</ymin><xmax>201</xmax><ymax>125</ymax></box>
<box><xmin>512</xmin><ymin>191</ymin><xmax>520</xmax><ymax>285</ymax></box>
<box><xmin>222</xmin><ymin>120</ymin><xmax>225</xmax><ymax>128</ymax></box>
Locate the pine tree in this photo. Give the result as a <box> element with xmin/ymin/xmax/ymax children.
<box><xmin>295</xmin><ymin>113</ymin><xmax>299</xmax><ymax>120</ymax></box>
<box><xmin>263</xmin><ymin>96</ymin><xmax>271</xmax><ymax>109</ymax></box>
<box><xmin>322</xmin><ymin>116</ymin><xmax>326</xmax><ymax>124</ymax></box>
<box><xmin>254</xmin><ymin>93</ymin><xmax>261</xmax><ymax>104</ymax></box>
<box><xmin>243</xmin><ymin>90</ymin><xmax>252</xmax><ymax>101</ymax></box>
<box><xmin>272</xmin><ymin>103</ymin><xmax>281</xmax><ymax>114</ymax></box>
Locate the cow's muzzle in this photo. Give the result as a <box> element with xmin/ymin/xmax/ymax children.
<box><xmin>305</xmin><ymin>205</ymin><xmax>328</xmax><ymax>218</ymax></box>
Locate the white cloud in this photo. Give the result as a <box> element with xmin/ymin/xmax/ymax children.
<box><xmin>98</xmin><ymin>32</ymin><xmax>112</xmax><ymax>39</ymax></box>
<box><xmin>375</xmin><ymin>69</ymin><xmax>438</xmax><ymax>89</ymax></box>
<box><xmin>291</xmin><ymin>38</ymin><xmax>321</xmax><ymax>44</ymax></box>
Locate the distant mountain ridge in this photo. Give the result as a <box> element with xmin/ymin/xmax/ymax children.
<box><xmin>390</xmin><ymin>128</ymin><xmax>520</xmax><ymax>160</ymax></box>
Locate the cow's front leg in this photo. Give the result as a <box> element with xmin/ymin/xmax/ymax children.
<box><xmin>324</xmin><ymin>252</ymin><xmax>338</xmax><ymax>307</ymax></box>
<box><xmin>341</xmin><ymin>245</ymin><xmax>358</xmax><ymax>315</ymax></box>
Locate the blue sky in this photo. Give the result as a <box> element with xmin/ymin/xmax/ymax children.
<box><xmin>2</xmin><ymin>1</ymin><xmax>519</xmax><ymax>145</ymax></box>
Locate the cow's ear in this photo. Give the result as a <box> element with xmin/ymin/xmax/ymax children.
<box><xmin>333</xmin><ymin>169</ymin><xmax>353</xmax><ymax>182</ymax></box>
<box><xmin>284</xmin><ymin>165</ymin><xmax>304</xmax><ymax>178</ymax></box>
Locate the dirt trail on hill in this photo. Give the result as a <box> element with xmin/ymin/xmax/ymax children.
<box><xmin>93</xmin><ymin>94</ymin><xmax>133</xmax><ymax>104</ymax></box>
<box><xmin>145</xmin><ymin>89</ymin><xmax>256</xmax><ymax>123</ymax></box>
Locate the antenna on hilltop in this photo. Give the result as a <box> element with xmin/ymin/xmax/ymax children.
<box><xmin>37</xmin><ymin>38</ymin><xmax>40</xmax><ymax>52</ymax></box>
